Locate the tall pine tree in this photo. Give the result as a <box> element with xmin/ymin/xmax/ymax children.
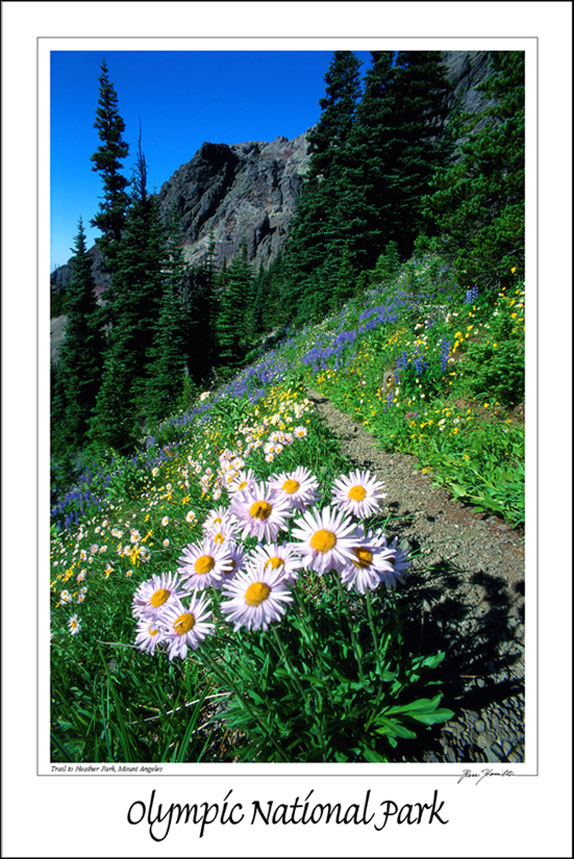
<box><xmin>280</xmin><ymin>51</ymin><xmax>362</xmax><ymax>324</ymax></box>
<box><xmin>422</xmin><ymin>51</ymin><xmax>525</xmax><ymax>290</ymax></box>
<box><xmin>91</xmin><ymin>141</ymin><xmax>166</xmax><ymax>450</ymax></box>
<box><xmin>90</xmin><ymin>58</ymin><xmax>130</xmax><ymax>270</ymax></box>
<box><xmin>51</xmin><ymin>218</ymin><xmax>105</xmax><ymax>455</ymax></box>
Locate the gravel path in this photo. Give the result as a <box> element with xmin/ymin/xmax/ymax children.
<box><xmin>309</xmin><ymin>391</ymin><xmax>525</xmax><ymax>763</ymax></box>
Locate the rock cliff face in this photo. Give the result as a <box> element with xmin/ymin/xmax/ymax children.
<box><xmin>51</xmin><ymin>50</ymin><xmax>495</xmax><ymax>292</ymax></box>
<box><xmin>157</xmin><ymin>131</ymin><xmax>311</xmax><ymax>270</ymax></box>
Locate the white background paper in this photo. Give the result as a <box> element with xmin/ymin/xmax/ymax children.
<box><xmin>2</xmin><ymin>2</ymin><xmax>572</xmax><ymax>856</ymax></box>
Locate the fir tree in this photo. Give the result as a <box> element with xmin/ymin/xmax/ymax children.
<box><xmin>280</xmin><ymin>51</ymin><xmax>362</xmax><ymax>323</ymax></box>
<box><xmin>91</xmin><ymin>141</ymin><xmax>166</xmax><ymax>450</ymax></box>
<box><xmin>90</xmin><ymin>58</ymin><xmax>130</xmax><ymax>269</ymax></box>
<box><xmin>51</xmin><ymin>218</ymin><xmax>104</xmax><ymax>454</ymax></box>
<box><xmin>144</xmin><ymin>207</ymin><xmax>189</xmax><ymax>422</ymax></box>
<box><xmin>216</xmin><ymin>241</ymin><xmax>253</xmax><ymax>372</ymax></box>
<box><xmin>422</xmin><ymin>51</ymin><xmax>525</xmax><ymax>290</ymax></box>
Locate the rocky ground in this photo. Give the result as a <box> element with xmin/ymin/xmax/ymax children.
<box><xmin>308</xmin><ymin>391</ymin><xmax>525</xmax><ymax>764</ymax></box>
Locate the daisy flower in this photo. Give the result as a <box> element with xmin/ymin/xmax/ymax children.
<box><xmin>185</xmin><ymin>510</ymin><xmax>197</xmax><ymax>525</ymax></box>
<box><xmin>294</xmin><ymin>426</ymin><xmax>308</xmax><ymax>438</ymax></box>
<box><xmin>131</xmin><ymin>571</ymin><xmax>188</xmax><ymax>620</ymax></box>
<box><xmin>60</xmin><ymin>589</ymin><xmax>72</xmax><ymax>604</ymax></box>
<box><xmin>202</xmin><ymin>506</ymin><xmax>237</xmax><ymax>535</ymax></box>
<box><xmin>268</xmin><ymin>466</ymin><xmax>319</xmax><ymax>512</ymax></box>
<box><xmin>245</xmin><ymin>541</ymin><xmax>303</xmax><ymax>583</ymax></box>
<box><xmin>220</xmin><ymin>566</ymin><xmax>293</xmax><ymax>632</ymax></box>
<box><xmin>338</xmin><ymin>526</ymin><xmax>398</xmax><ymax>594</ymax></box>
<box><xmin>227</xmin><ymin>468</ymin><xmax>258</xmax><ymax>498</ymax></box>
<box><xmin>134</xmin><ymin>618</ymin><xmax>165</xmax><ymax>654</ymax></box>
<box><xmin>331</xmin><ymin>469</ymin><xmax>387</xmax><ymax>519</ymax></box>
<box><xmin>290</xmin><ymin>505</ymin><xmax>358</xmax><ymax>574</ymax></box>
<box><xmin>230</xmin><ymin>481</ymin><xmax>292</xmax><ymax>543</ymax></box>
<box><xmin>177</xmin><ymin>536</ymin><xmax>234</xmax><ymax>590</ymax></box>
<box><xmin>160</xmin><ymin>592</ymin><xmax>215</xmax><ymax>660</ymax></box>
<box><xmin>68</xmin><ymin>614</ymin><xmax>81</xmax><ymax>635</ymax></box>
<box><xmin>379</xmin><ymin>536</ymin><xmax>411</xmax><ymax>590</ymax></box>
<box><xmin>220</xmin><ymin>542</ymin><xmax>249</xmax><ymax>583</ymax></box>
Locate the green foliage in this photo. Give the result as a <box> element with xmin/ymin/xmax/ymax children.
<box><xmin>422</xmin><ymin>51</ymin><xmax>525</xmax><ymax>291</ymax></box>
<box><xmin>215</xmin><ymin>241</ymin><xmax>254</xmax><ymax>371</ymax></box>
<box><xmin>89</xmin><ymin>57</ymin><xmax>130</xmax><ymax>267</ymax></box>
<box><xmin>51</xmin><ymin>219</ymin><xmax>104</xmax><ymax>456</ymax></box>
<box><xmin>206</xmin><ymin>584</ymin><xmax>452</xmax><ymax>762</ymax></box>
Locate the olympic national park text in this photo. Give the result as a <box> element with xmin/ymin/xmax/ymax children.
<box><xmin>126</xmin><ymin>788</ymin><xmax>449</xmax><ymax>842</ymax></box>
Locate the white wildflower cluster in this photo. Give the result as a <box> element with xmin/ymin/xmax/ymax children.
<box><xmin>131</xmin><ymin>467</ymin><xmax>410</xmax><ymax>660</ymax></box>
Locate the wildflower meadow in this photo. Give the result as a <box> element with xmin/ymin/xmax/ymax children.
<box><xmin>50</xmin><ymin>252</ymin><xmax>525</xmax><ymax>764</ymax></box>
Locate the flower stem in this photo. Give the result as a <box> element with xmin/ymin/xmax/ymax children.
<box><xmin>270</xmin><ymin>625</ymin><xmax>311</xmax><ymax>712</ymax></box>
<box><xmin>365</xmin><ymin>588</ymin><xmax>380</xmax><ymax>664</ymax></box>
<box><xmin>201</xmin><ymin>646</ymin><xmax>288</xmax><ymax>762</ymax></box>
<box><xmin>333</xmin><ymin>573</ymin><xmax>365</xmax><ymax>681</ymax></box>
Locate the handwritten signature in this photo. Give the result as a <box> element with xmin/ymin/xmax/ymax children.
<box><xmin>457</xmin><ymin>768</ymin><xmax>515</xmax><ymax>785</ymax></box>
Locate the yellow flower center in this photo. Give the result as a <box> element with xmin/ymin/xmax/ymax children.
<box><xmin>282</xmin><ymin>479</ymin><xmax>300</xmax><ymax>494</ymax></box>
<box><xmin>348</xmin><ymin>485</ymin><xmax>367</xmax><ymax>502</ymax></box>
<box><xmin>194</xmin><ymin>555</ymin><xmax>215</xmax><ymax>575</ymax></box>
<box><xmin>213</xmin><ymin>532</ymin><xmax>225</xmax><ymax>544</ymax></box>
<box><xmin>148</xmin><ymin>624</ymin><xmax>159</xmax><ymax>637</ymax></box>
<box><xmin>150</xmin><ymin>588</ymin><xmax>171</xmax><ymax>608</ymax></box>
<box><xmin>238</xmin><ymin>480</ymin><xmax>248</xmax><ymax>490</ymax></box>
<box><xmin>352</xmin><ymin>547</ymin><xmax>373</xmax><ymax>568</ymax></box>
<box><xmin>264</xmin><ymin>556</ymin><xmax>285</xmax><ymax>571</ymax></box>
<box><xmin>245</xmin><ymin>582</ymin><xmax>271</xmax><ymax>606</ymax></box>
<box><xmin>173</xmin><ymin>612</ymin><xmax>195</xmax><ymax>635</ymax></box>
<box><xmin>310</xmin><ymin>529</ymin><xmax>337</xmax><ymax>553</ymax></box>
<box><xmin>249</xmin><ymin>500</ymin><xmax>272</xmax><ymax>520</ymax></box>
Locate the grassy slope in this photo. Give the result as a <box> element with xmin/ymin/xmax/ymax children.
<box><xmin>49</xmin><ymin>252</ymin><xmax>525</xmax><ymax>762</ymax></box>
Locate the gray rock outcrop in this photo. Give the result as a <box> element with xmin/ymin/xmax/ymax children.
<box><xmin>156</xmin><ymin>131</ymin><xmax>311</xmax><ymax>269</ymax></box>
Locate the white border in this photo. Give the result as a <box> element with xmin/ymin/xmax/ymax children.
<box><xmin>2</xmin><ymin>2</ymin><xmax>572</xmax><ymax>857</ymax></box>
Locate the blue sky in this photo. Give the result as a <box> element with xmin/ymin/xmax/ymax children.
<box><xmin>51</xmin><ymin>50</ymin><xmax>372</xmax><ymax>270</ymax></box>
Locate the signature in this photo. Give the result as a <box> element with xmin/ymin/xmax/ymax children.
<box><xmin>457</xmin><ymin>768</ymin><xmax>516</xmax><ymax>785</ymax></box>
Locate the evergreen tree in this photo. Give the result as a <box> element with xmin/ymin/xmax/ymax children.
<box><xmin>280</xmin><ymin>51</ymin><xmax>362</xmax><ymax>323</ymax></box>
<box><xmin>91</xmin><ymin>142</ymin><xmax>166</xmax><ymax>450</ymax></box>
<box><xmin>51</xmin><ymin>218</ymin><xmax>104</xmax><ymax>454</ymax></box>
<box><xmin>144</xmin><ymin>207</ymin><xmax>189</xmax><ymax>422</ymax></box>
<box><xmin>90</xmin><ymin>58</ymin><xmax>130</xmax><ymax>269</ymax></box>
<box><xmin>307</xmin><ymin>51</ymin><xmax>362</xmax><ymax>180</ymax></box>
<box><xmin>422</xmin><ymin>51</ymin><xmax>525</xmax><ymax>290</ymax></box>
<box><xmin>216</xmin><ymin>241</ymin><xmax>253</xmax><ymax>372</ymax></box>
<box><xmin>345</xmin><ymin>50</ymin><xmax>451</xmax><ymax>265</ymax></box>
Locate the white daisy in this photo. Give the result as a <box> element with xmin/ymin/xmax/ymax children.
<box><xmin>202</xmin><ymin>506</ymin><xmax>237</xmax><ymax>535</ymax></box>
<box><xmin>338</xmin><ymin>526</ymin><xmax>398</xmax><ymax>594</ymax></box>
<box><xmin>220</xmin><ymin>566</ymin><xmax>293</xmax><ymax>632</ymax></box>
<box><xmin>293</xmin><ymin>425</ymin><xmax>308</xmax><ymax>438</ymax></box>
<box><xmin>185</xmin><ymin>510</ymin><xmax>197</xmax><ymax>524</ymax></box>
<box><xmin>216</xmin><ymin>542</ymin><xmax>248</xmax><ymax>585</ymax></box>
<box><xmin>268</xmin><ymin>466</ymin><xmax>320</xmax><ymax>512</ymax></box>
<box><xmin>227</xmin><ymin>468</ymin><xmax>258</xmax><ymax>498</ymax></box>
<box><xmin>134</xmin><ymin>617</ymin><xmax>165</xmax><ymax>654</ymax></box>
<box><xmin>229</xmin><ymin>481</ymin><xmax>292</xmax><ymax>543</ymax></box>
<box><xmin>131</xmin><ymin>571</ymin><xmax>188</xmax><ymax>620</ymax></box>
<box><xmin>290</xmin><ymin>505</ymin><xmax>358</xmax><ymax>574</ymax></box>
<box><xmin>177</xmin><ymin>536</ymin><xmax>234</xmax><ymax>590</ymax></box>
<box><xmin>379</xmin><ymin>536</ymin><xmax>411</xmax><ymax>589</ymax></box>
<box><xmin>245</xmin><ymin>541</ymin><xmax>303</xmax><ymax>583</ymax></box>
<box><xmin>331</xmin><ymin>469</ymin><xmax>387</xmax><ymax>518</ymax></box>
<box><xmin>160</xmin><ymin>593</ymin><xmax>215</xmax><ymax>660</ymax></box>
<box><xmin>68</xmin><ymin>614</ymin><xmax>81</xmax><ymax>635</ymax></box>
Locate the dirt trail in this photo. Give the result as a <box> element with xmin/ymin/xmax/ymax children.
<box><xmin>310</xmin><ymin>391</ymin><xmax>525</xmax><ymax>763</ymax></box>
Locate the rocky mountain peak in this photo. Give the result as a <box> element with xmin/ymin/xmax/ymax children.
<box><xmin>157</xmin><ymin>129</ymin><xmax>312</xmax><ymax>269</ymax></box>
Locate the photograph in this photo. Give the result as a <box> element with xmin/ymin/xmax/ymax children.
<box><xmin>1</xmin><ymin>2</ymin><xmax>571</xmax><ymax>856</ymax></box>
<box><xmin>48</xmin><ymin>46</ymin><xmax>527</xmax><ymax>766</ymax></box>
